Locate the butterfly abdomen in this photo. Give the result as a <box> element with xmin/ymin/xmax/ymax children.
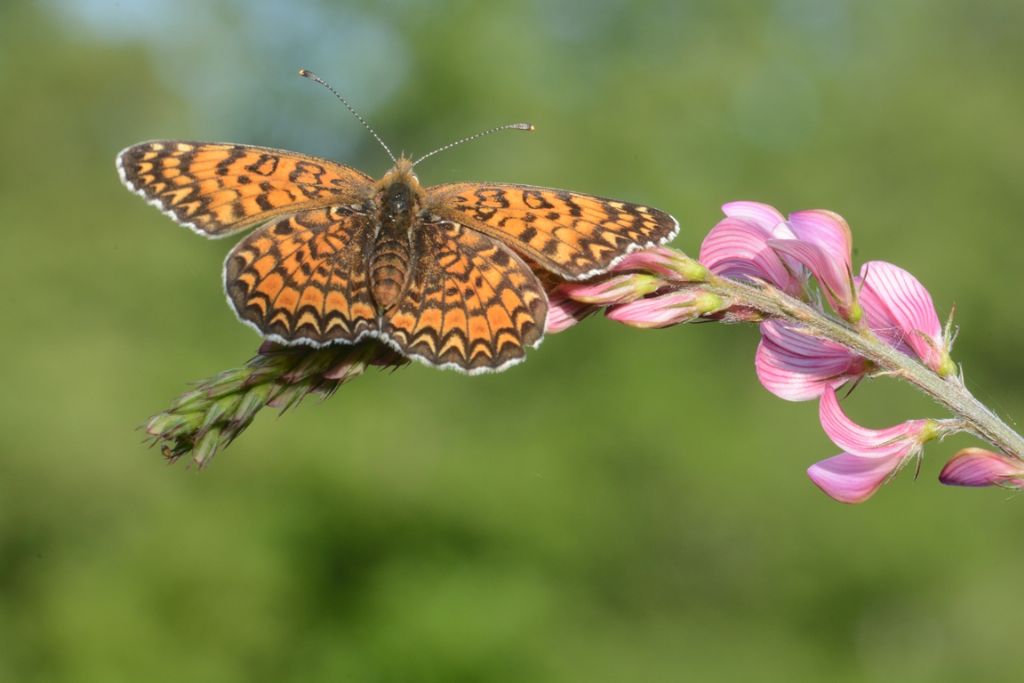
<box><xmin>370</xmin><ymin>179</ymin><xmax>418</xmax><ymax>309</ymax></box>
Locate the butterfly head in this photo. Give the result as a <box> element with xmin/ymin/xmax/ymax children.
<box><xmin>376</xmin><ymin>156</ymin><xmax>422</xmax><ymax>200</ymax></box>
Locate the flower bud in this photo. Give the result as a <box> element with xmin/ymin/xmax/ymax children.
<box><xmin>559</xmin><ymin>273</ymin><xmax>662</xmax><ymax>305</ymax></box>
<box><xmin>612</xmin><ymin>246</ymin><xmax>708</xmax><ymax>281</ymax></box>
<box><xmin>939</xmin><ymin>448</ymin><xmax>1024</xmax><ymax>489</ymax></box>
<box><xmin>605</xmin><ymin>290</ymin><xmax>725</xmax><ymax>329</ymax></box>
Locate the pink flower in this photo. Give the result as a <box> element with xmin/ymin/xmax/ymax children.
<box><xmin>858</xmin><ymin>261</ymin><xmax>955</xmax><ymax>376</ymax></box>
<box><xmin>700</xmin><ymin>203</ymin><xmax>859</xmax><ymax>319</ymax></box>
<box><xmin>700</xmin><ymin>201</ymin><xmax>805</xmax><ymax>296</ymax></box>
<box><xmin>755</xmin><ymin>320</ymin><xmax>870</xmax><ymax>401</ymax></box>
<box><xmin>806</xmin><ymin>387</ymin><xmax>940</xmax><ymax>503</ymax></box>
<box><xmin>606</xmin><ymin>289</ymin><xmax>725</xmax><ymax>329</ymax></box>
<box><xmin>768</xmin><ymin>210</ymin><xmax>859</xmax><ymax>322</ymax></box>
<box><xmin>755</xmin><ymin>261</ymin><xmax>953</xmax><ymax>401</ymax></box>
<box><xmin>939</xmin><ymin>448</ymin><xmax>1024</xmax><ymax>490</ymax></box>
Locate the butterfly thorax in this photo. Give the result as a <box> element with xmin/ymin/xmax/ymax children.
<box><xmin>369</xmin><ymin>158</ymin><xmax>424</xmax><ymax>309</ymax></box>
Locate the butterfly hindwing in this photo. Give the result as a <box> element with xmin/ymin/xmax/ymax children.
<box><xmin>117</xmin><ymin>141</ymin><xmax>374</xmax><ymax>237</ymax></box>
<box><xmin>425</xmin><ymin>183</ymin><xmax>679</xmax><ymax>280</ymax></box>
<box><xmin>224</xmin><ymin>207</ymin><xmax>379</xmax><ymax>345</ymax></box>
<box><xmin>382</xmin><ymin>218</ymin><xmax>548</xmax><ymax>373</ymax></box>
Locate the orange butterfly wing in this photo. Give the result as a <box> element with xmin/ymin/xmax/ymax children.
<box><xmin>117</xmin><ymin>141</ymin><xmax>374</xmax><ymax>237</ymax></box>
<box><xmin>382</xmin><ymin>218</ymin><xmax>547</xmax><ymax>373</ymax></box>
<box><xmin>425</xmin><ymin>183</ymin><xmax>679</xmax><ymax>280</ymax></box>
<box><xmin>224</xmin><ymin>207</ymin><xmax>378</xmax><ymax>345</ymax></box>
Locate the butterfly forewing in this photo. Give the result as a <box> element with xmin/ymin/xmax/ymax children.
<box><xmin>224</xmin><ymin>207</ymin><xmax>379</xmax><ymax>345</ymax></box>
<box><xmin>117</xmin><ymin>142</ymin><xmax>374</xmax><ymax>236</ymax></box>
<box><xmin>426</xmin><ymin>183</ymin><xmax>679</xmax><ymax>280</ymax></box>
<box><xmin>383</xmin><ymin>219</ymin><xmax>547</xmax><ymax>373</ymax></box>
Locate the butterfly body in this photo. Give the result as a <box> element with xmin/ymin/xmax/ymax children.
<box><xmin>118</xmin><ymin>140</ymin><xmax>678</xmax><ymax>373</ymax></box>
<box><xmin>369</xmin><ymin>158</ymin><xmax>421</xmax><ymax>310</ymax></box>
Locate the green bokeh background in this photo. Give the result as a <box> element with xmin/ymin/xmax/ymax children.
<box><xmin>4</xmin><ymin>1</ymin><xmax>1024</xmax><ymax>681</ymax></box>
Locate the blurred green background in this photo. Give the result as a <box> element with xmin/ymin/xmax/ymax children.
<box><xmin>3</xmin><ymin>0</ymin><xmax>1024</xmax><ymax>681</ymax></box>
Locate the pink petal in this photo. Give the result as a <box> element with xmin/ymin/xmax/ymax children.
<box><xmin>807</xmin><ymin>452</ymin><xmax>906</xmax><ymax>504</ymax></box>
<box><xmin>545</xmin><ymin>288</ymin><xmax>597</xmax><ymax>333</ymax></box>
<box><xmin>787</xmin><ymin>210</ymin><xmax>853</xmax><ymax>272</ymax></box>
<box><xmin>939</xmin><ymin>448</ymin><xmax>1024</xmax><ymax>489</ymax></box>
<box><xmin>721</xmin><ymin>201</ymin><xmax>787</xmax><ymax>233</ymax></box>
<box><xmin>754</xmin><ymin>320</ymin><xmax>867</xmax><ymax>401</ymax></box>
<box><xmin>818</xmin><ymin>386</ymin><xmax>930</xmax><ymax>457</ymax></box>
<box><xmin>769</xmin><ymin>238</ymin><xmax>857</xmax><ymax>320</ymax></box>
<box><xmin>699</xmin><ymin>217</ymin><xmax>803</xmax><ymax>295</ymax></box>
<box><xmin>858</xmin><ymin>261</ymin><xmax>952</xmax><ymax>374</ymax></box>
<box><xmin>605</xmin><ymin>290</ymin><xmax>724</xmax><ymax>329</ymax></box>
<box><xmin>611</xmin><ymin>247</ymin><xmax>708</xmax><ymax>281</ymax></box>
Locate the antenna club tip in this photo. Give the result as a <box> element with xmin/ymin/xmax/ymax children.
<box><xmin>298</xmin><ymin>68</ymin><xmax>313</xmax><ymax>78</ymax></box>
<box><xmin>519</xmin><ymin>123</ymin><xmax>535</xmax><ymax>131</ymax></box>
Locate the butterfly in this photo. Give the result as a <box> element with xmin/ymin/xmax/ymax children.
<box><xmin>116</xmin><ymin>71</ymin><xmax>678</xmax><ymax>374</ymax></box>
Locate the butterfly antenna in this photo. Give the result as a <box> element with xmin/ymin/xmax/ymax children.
<box><xmin>299</xmin><ymin>68</ymin><xmax>396</xmax><ymax>164</ymax></box>
<box><xmin>413</xmin><ymin>122</ymin><xmax>535</xmax><ymax>167</ymax></box>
